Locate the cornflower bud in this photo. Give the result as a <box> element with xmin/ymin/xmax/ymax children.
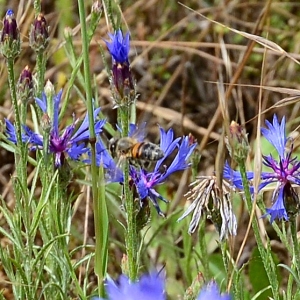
<box><xmin>121</xmin><ymin>254</ymin><xmax>129</xmax><ymax>277</ymax></box>
<box><xmin>112</xmin><ymin>61</ymin><xmax>134</xmax><ymax>100</ymax></box>
<box><xmin>44</xmin><ymin>80</ymin><xmax>55</xmax><ymax>121</ymax></box>
<box><xmin>184</xmin><ymin>273</ymin><xmax>205</xmax><ymax>300</ymax></box>
<box><xmin>41</xmin><ymin>113</ymin><xmax>52</xmax><ymax>134</ymax></box>
<box><xmin>29</xmin><ymin>13</ymin><xmax>49</xmax><ymax>52</ymax></box>
<box><xmin>17</xmin><ymin>65</ymin><xmax>33</xmax><ymax>104</ymax></box>
<box><xmin>0</xmin><ymin>9</ymin><xmax>21</xmax><ymax>59</ymax></box>
<box><xmin>226</xmin><ymin>121</ymin><xmax>249</xmax><ymax>162</ymax></box>
<box><xmin>188</xmin><ymin>133</ymin><xmax>200</xmax><ymax>177</ymax></box>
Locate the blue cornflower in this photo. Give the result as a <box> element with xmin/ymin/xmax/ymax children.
<box><xmin>94</xmin><ymin>272</ymin><xmax>165</xmax><ymax>300</ymax></box>
<box><xmin>130</xmin><ymin>127</ymin><xmax>197</xmax><ymax>215</ymax></box>
<box><xmin>197</xmin><ymin>281</ymin><xmax>231</xmax><ymax>300</ymax></box>
<box><xmin>6</xmin><ymin>89</ymin><xmax>105</xmax><ymax>167</ymax></box>
<box><xmin>224</xmin><ymin>114</ymin><xmax>300</xmax><ymax>223</ymax></box>
<box><xmin>105</xmin><ymin>29</ymin><xmax>130</xmax><ymax>64</ymax></box>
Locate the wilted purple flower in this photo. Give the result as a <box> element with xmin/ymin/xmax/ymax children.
<box><xmin>197</xmin><ymin>281</ymin><xmax>231</xmax><ymax>300</ymax></box>
<box><xmin>178</xmin><ymin>175</ymin><xmax>237</xmax><ymax>240</ymax></box>
<box><xmin>224</xmin><ymin>114</ymin><xmax>300</xmax><ymax>223</ymax></box>
<box><xmin>7</xmin><ymin>90</ymin><xmax>105</xmax><ymax>167</ymax></box>
<box><xmin>94</xmin><ymin>272</ymin><xmax>165</xmax><ymax>300</ymax></box>
<box><xmin>130</xmin><ymin>126</ymin><xmax>197</xmax><ymax>215</ymax></box>
<box><xmin>105</xmin><ymin>29</ymin><xmax>134</xmax><ymax>100</ymax></box>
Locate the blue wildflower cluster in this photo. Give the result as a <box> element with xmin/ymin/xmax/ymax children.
<box><xmin>93</xmin><ymin>272</ymin><xmax>231</xmax><ymax>300</ymax></box>
<box><xmin>224</xmin><ymin>114</ymin><xmax>300</xmax><ymax>223</ymax></box>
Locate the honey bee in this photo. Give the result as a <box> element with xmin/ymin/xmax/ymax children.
<box><xmin>109</xmin><ymin>137</ymin><xmax>164</xmax><ymax>166</ymax></box>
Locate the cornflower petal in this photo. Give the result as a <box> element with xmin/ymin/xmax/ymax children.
<box><xmin>5</xmin><ymin>119</ymin><xmax>20</xmax><ymax>143</ymax></box>
<box><xmin>95</xmin><ymin>141</ymin><xmax>123</xmax><ymax>182</ymax></box>
<box><xmin>68</xmin><ymin>143</ymin><xmax>89</xmax><ymax>161</ymax></box>
<box><xmin>261</xmin><ymin>114</ymin><xmax>286</xmax><ymax>157</ymax></box>
<box><xmin>105</xmin><ymin>30</ymin><xmax>130</xmax><ymax>64</ymax></box>
<box><xmin>52</xmin><ymin>89</ymin><xmax>62</xmax><ymax>135</ymax></box>
<box><xmin>72</xmin><ymin>116</ymin><xmax>105</xmax><ymax>143</ymax></box>
<box><xmin>35</xmin><ymin>92</ymin><xmax>47</xmax><ymax>112</ymax></box>
<box><xmin>197</xmin><ymin>281</ymin><xmax>231</xmax><ymax>300</ymax></box>
<box><xmin>96</xmin><ymin>272</ymin><xmax>165</xmax><ymax>300</ymax></box>
<box><xmin>157</xmin><ymin>135</ymin><xmax>197</xmax><ymax>183</ymax></box>
<box><xmin>223</xmin><ymin>161</ymin><xmax>254</xmax><ymax>191</ymax></box>
<box><xmin>264</xmin><ymin>187</ymin><xmax>288</xmax><ymax>223</ymax></box>
<box><xmin>23</xmin><ymin>125</ymin><xmax>43</xmax><ymax>146</ymax></box>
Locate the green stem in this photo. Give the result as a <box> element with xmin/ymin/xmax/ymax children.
<box><xmin>6</xmin><ymin>58</ymin><xmax>28</xmax><ymax>195</ymax></box>
<box><xmin>198</xmin><ymin>218</ymin><xmax>209</xmax><ymax>279</ymax></box>
<box><xmin>7</xmin><ymin>58</ymin><xmax>22</xmax><ymax>145</ymax></box>
<box><xmin>77</xmin><ymin>0</ymin><xmax>108</xmax><ymax>296</ymax></box>
<box><xmin>119</xmin><ymin>106</ymin><xmax>138</xmax><ymax>280</ymax></box>
<box><xmin>33</xmin><ymin>0</ymin><xmax>41</xmax><ymax>15</ymax></box>
<box><xmin>238</xmin><ymin>160</ymin><xmax>279</xmax><ymax>299</ymax></box>
<box><xmin>290</xmin><ymin>217</ymin><xmax>300</xmax><ymax>278</ymax></box>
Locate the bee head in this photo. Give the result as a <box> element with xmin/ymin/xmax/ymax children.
<box><xmin>109</xmin><ymin>137</ymin><xmax>118</xmax><ymax>158</ymax></box>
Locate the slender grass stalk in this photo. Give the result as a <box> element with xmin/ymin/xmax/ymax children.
<box><xmin>77</xmin><ymin>0</ymin><xmax>108</xmax><ymax>296</ymax></box>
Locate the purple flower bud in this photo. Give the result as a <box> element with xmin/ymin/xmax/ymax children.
<box><xmin>17</xmin><ymin>65</ymin><xmax>33</xmax><ymax>103</ymax></box>
<box><xmin>1</xmin><ymin>9</ymin><xmax>18</xmax><ymax>42</ymax></box>
<box><xmin>112</xmin><ymin>62</ymin><xmax>134</xmax><ymax>98</ymax></box>
<box><xmin>0</xmin><ymin>9</ymin><xmax>21</xmax><ymax>59</ymax></box>
<box><xmin>29</xmin><ymin>13</ymin><xmax>49</xmax><ymax>52</ymax></box>
<box><xmin>226</xmin><ymin>121</ymin><xmax>249</xmax><ymax>161</ymax></box>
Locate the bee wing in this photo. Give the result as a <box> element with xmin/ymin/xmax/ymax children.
<box><xmin>129</xmin><ymin>122</ymin><xmax>147</xmax><ymax>142</ymax></box>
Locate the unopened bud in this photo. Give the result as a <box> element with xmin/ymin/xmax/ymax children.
<box><xmin>0</xmin><ymin>9</ymin><xmax>21</xmax><ymax>59</ymax></box>
<box><xmin>41</xmin><ymin>113</ymin><xmax>52</xmax><ymax>133</ymax></box>
<box><xmin>226</xmin><ymin>121</ymin><xmax>249</xmax><ymax>162</ymax></box>
<box><xmin>183</xmin><ymin>272</ymin><xmax>205</xmax><ymax>300</ymax></box>
<box><xmin>120</xmin><ymin>254</ymin><xmax>129</xmax><ymax>277</ymax></box>
<box><xmin>44</xmin><ymin>80</ymin><xmax>55</xmax><ymax>99</ymax></box>
<box><xmin>44</xmin><ymin>80</ymin><xmax>55</xmax><ymax>122</ymax></box>
<box><xmin>29</xmin><ymin>13</ymin><xmax>49</xmax><ymax>52</ymax></box>
<box><xmin>17</xmin><ymin>65</ymin><xmax>33</xmax><ymax>103</ymax></box>
<box><xmin>112</xmin><ymin>62</ymin><xmax>134</xmax><ymax>99</ymax></box>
